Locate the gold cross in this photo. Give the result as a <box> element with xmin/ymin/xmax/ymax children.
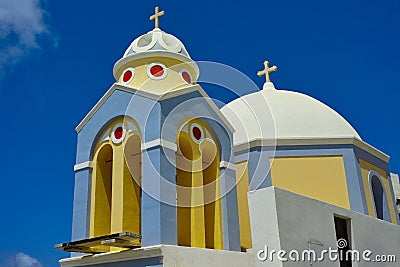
<box><xmin>257</xmin><ymin>60</ymin><xmax>278</xmax><ymax>83</ymax></box>
<box><xmin>150</xmin><ymin>6</ymin><xmax>165</xmax><ymax>29</ymax></box>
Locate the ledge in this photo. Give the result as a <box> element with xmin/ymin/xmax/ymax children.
<box><xmin>234</xmin><ymin>137</ymin><xmax>390</xmax><ymax>163</ymax></box>
<box><xmin>59</xmin><ymin>245</ymin><xmax>252</xmax><ymax>267</ymax></box>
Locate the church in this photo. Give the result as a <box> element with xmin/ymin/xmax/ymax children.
<box><xmin>56</xmin><ymin>7</ymin><xmax>400</xmax><ymax>267</ymax></box>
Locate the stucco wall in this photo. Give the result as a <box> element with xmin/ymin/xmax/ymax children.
<box><xmin>390</xmin><ymin>173</ymin><xmax>400</xmax><ymax>215</ymax></box>
<box><xmin>249</xmin><ymin>187</ymin><xmax>400</xmax><ymax>267</ymax></box>
<box><xmin>270</xmin><ymin>155</ymin><xmax>350</xmax><ymax>209</ymax></box>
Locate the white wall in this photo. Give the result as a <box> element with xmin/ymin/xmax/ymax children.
<box><xmin>249</xmin><ymin>187</ymin><xmax>400</xmax><ymax>267</ymax></box>
<box><xmin>390</xmin><ymin>173</ymin><xmax>400</xmax><ymax>199</ymax></box>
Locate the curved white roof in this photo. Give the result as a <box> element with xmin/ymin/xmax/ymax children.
<box><xmin>113</xmin><ymin>28</ymin><xmax>199</xmax><ymax>79</ymax></box>
<box><xmin>220</xmin><ymin>82</ymin><xmax>361</xmax><ymax>146</ymax></box>
<box><xmin>123</xmin><ymin>28</ymin><xmax>190</xmax><ymax>58</ymax></box>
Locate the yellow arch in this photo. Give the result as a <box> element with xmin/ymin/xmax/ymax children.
<box><xmin>176</xmin><ymin>118</ymin><xmax>223</xmax><ymax>249</ymax></box>
<box><xmin>90</xmin><ymin>117</ymin><xmax>142</xmax><ymax>242</ymax></box>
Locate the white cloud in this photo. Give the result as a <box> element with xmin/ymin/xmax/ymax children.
<box><xmin>14</xmin><ymin>253</ymin><xmax>43</xmax><ymax>267</ymax></box>
<box><xmin>0</xmin><ymin>0</ymin><xmax>51</xmax><ymax>70</ymax></box>
<box><xmin>1</xmin><ymin>253</ymin><xmax>43</xmax><ymax>267</ymax></box>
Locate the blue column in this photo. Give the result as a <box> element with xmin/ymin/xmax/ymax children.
<box><xmin>141</xmin><ymin>145</ymin><xmax>178</xmax><ymax>246</ymax></box>
<box><xmin>219</xmin><ymin>167</ymin><xmax>241</xmax><ymax>251</ymax></box>
<box><xmin>71</xmin><ymin>168</ymin><xmax>91</xmax><ymax>241</ymax></box>
<box><xmin>343</xmin><ymin>149</ymin><xmax>369</xmax><ymax>214</ymax></box>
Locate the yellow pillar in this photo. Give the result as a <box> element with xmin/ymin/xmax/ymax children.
<box><xmin>191</xmin><ymin>156</ymin><xmax>206</xmax><ymax>248</ymax></box>
<box><xmin>203</xmin><ymin>142</ymin><xmax>223</xmax><ymax>249</ymax></box>
<box><xmin>110</xmin><ymin>140</ymin><xmax>141</xmax><ymax>236</ymax></box>
<box><xmin>111</xmin><ymin>144</ymin><xmax>124</xmax><ymax>234</ymax></box>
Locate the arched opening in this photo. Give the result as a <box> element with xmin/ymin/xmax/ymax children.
<box><xmin>371</xmin><ymin>175</ymin><xmax>385</xmax><ymax>220</ymax></box>
<box><xmin>90</xmin><ymin>144</ymin><xmax>113</xmax><ymax>237</ymax></box>
<box><xmin>176</xmin><ymin>119</ymin><xmax>223</xmax><ymax>249</ymax></box>
<box><xmin>90</xmin><ymin>118</ymin><xmax>142</xmax><ymax>242</ymax></box>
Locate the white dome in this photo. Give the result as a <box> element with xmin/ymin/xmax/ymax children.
<box><xmin>123</xmin><ymin>28</ymin><xmax>190</xmax><ymax>58</ymax></box>
<box><xmin>220</xmin><ymin>82</ymin><xmax>361</xmax><ymax>146</ymax></box>
<box><xmin>113</xmin><ymin>28</ymin><xmax>199</xmax><ymax>80</ymax></box>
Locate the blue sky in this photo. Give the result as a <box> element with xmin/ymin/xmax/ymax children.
<box><xmin>0</xmin><ymin>0</ymin><xmax>399</xmax><ymax>266</ymax></box>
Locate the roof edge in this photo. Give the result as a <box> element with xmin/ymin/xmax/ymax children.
<box><xmin>75</xmin><ymin>83</ymin><xmax>235</xmax><ymax>134</ymax></box>
<box><xmin>233</xmin><ymin>137</ymin><xmax>390</xmax><ymax>163</ymax></box>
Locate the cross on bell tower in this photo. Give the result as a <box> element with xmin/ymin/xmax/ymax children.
<box><xmin>150</xmin><ymin>6</ymin><xmax>165</xmax><ymax>29</ymax></box>
<box><xmin>257</xmin><ymin>60</ymin><xmax>278</xmax><ymax>83</ymax></box>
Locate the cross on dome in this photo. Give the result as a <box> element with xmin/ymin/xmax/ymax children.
<box><xmin>150</xmin><ymin>6</ymin><xmax>165</xmax><ymax>29</ymax></box>
<box><xmin>257</xmin><ymin>60</ymin><xmax>278</xmax><ymax>83</ymax></box>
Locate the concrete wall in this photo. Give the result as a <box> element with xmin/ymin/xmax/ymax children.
<box><xmin>390</xmin><ymin>173</ymin><xmax>400</xmax><ymax>215</ymax></box>
<box><xmin>60</xmin><ymin>245</ymin><xmax>253</xmax><ymax>267</ymax></box>
<box><xmin>249</xmin><ymin>187</ymin><xmax>400</xmax><ymax>267</ymax></box>
<box><xmin>390</xmin><ymin>173</ymin><xmax>400</xmax><ymax>199</ymax></box>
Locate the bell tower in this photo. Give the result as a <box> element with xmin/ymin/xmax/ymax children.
<box><xmin>57</xmin><ymin>7</ymin><xmax>241</xmax><ymax>256</ymax></box>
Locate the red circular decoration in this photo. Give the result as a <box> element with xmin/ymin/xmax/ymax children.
<box><xmin>123</xmin><ymin>70</ymin><xmax>133</xmax><ymax>82</ymax></box>
<box><xmin>181</xmin><ymin>71</ymin><xmax>191</xmax><ymax>84</ymax></box>
<box><xmin>150</xmin><ymin>65</ymin><xmax>164</xmax><ymax>77</ymax></box>
<box><xmin>114</xmin><ymin>127</ymin><xmax>124</xmax><ymax>140</ymax></box>
<box><xmin>192</xmin><ymin>126</ymin><xmax>202</xmax><ymax>140</ymax></box>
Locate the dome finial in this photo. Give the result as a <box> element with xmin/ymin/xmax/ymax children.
<box><xmin>257</xmin><ymin>60</ymin><xmax>278</xmax><ymax>83</ymax></box>
<box><xmin>150</xmin><ymin>6</ymin><xmax>165</xmax><ymax>29</ymax></box>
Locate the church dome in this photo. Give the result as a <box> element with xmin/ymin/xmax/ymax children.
<box><xmin>220</xmin><ymin>82</ymin><xmax>361</xmax><ymax>146</ymax></box>
<box><xmin>113</xmin><ymin>28</ymin><xmax>198</xmax><ymax>80</ymax></box>
<box><xmin>123</xmin><ymin>28</ymin><xmax>190</xmax><ymax>58</ymax></box>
